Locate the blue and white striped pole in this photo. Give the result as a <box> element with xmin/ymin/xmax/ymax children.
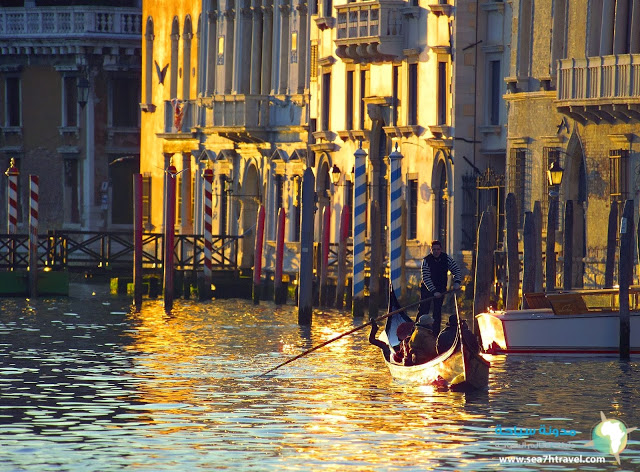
<box><xmin>389</xmin><ymin>144</ymin><xmax>403</xmax><ymax>293</ymax></box>
<box><xmin>352</xmin><ymin>145</ymin><xmax>367</xmax><ymax>317</ymax></box>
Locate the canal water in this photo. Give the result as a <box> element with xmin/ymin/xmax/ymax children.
<box><xmin>1</xmin><ymin>283</ymin><xmax>640</xmax><ymax>472</ymax></box>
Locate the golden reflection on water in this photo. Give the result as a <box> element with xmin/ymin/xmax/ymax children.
<box><xmin>116</xmin><ymin>299</ymin><xmax>497</xmax><ymax>469</ymax></box>
<box><xmin>4</xmin><ymin>288</ymin><xmax>640</xmax><ymax>471</ymax></box>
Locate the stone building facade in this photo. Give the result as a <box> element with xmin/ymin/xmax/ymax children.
<box><xmin>0</xmin><ymin>1</ymin><xmax>142</xmax><ymax>232</ymax></box>
<box><xmin>505</xmin><ymin>0</ymin><xmax>640</xmax><ymax>288</ymax></box>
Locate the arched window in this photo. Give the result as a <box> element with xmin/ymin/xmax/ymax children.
<box><xmin>170</xmin><ymin>17</ymin><xmax>180</xmax><ymax>99</ymax></box>
<box><xmin>144</xmin><ymin>17</ymin><xmax>154</xmax><ymax>105</ymax></box>
<box><xmin>435</xmin><ymin>161</ymin><xmax>448</xmax><ymax>248</ymax></box>
<box><xmin>182</xmin><ymin>16</ymin><xmax>193</xmax><ymax>100</ymax></box>
<box><xmin>517</xmin><ymin>0</ymin><xmax>532</xmax><ymax>80</ymax></box>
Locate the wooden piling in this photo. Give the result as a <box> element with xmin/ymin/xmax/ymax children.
<box><xmin>319</xmin><ymin>206</ymin><xmax>331</xmax><ymax>306</ymax></box>
<box><xmin>619</xmin><ymin>199</ymin><xmax>634</xmax><ymax>360</ymax></box>
<box><xmin>28</xmin><ymin>175</ymin><xmax>38</xmax><ymax>298</ymax></box>
<box><xmin>274</xmin><ymin>208</ymin><xmax>287</xmax><ymax>305</ymax></box>
<box><xmin>133</xmin><ymin>173</ymin><xmax>143</xmax><ymax>310</ymax></box>
<box><xmin>352</xmin><ymin>146</ymin><xmax>367</xmax><ymax>317</ymax></box>
<box><xmin>474</xmin><ymin>207</ymin><xmax>496</xmax><ymax>329</ymax></box>
<box><xmin>604</xmin><ymin>200</ymin><xmax>618</xmax><ymax>288</ymax></box>
<box><xmin>252</xmin><ymin>205</ymin><xmax>265</xmax><ymax>304</ymax></box>
<box><xmin>522</xmin><ymin>211</ymin><xmax>535</xmax><ymax>305</ymax></box>
<box><xmin>298</xmin><ymin>167</ymin><xmax>315</xmax><ymax>325</ymax></box>
<box><xmin>202</xmin><ymin>168</ymin><xmax>214</xmax><ymax>300</ymax></box>
<box><xmin>505</xmin><ymin>193</ymin><xmax>520</xmax><ymax>310</ymax></box>
<box><xmin>368</xmin><ymin>201</ymin><xmax>381</xmax><ymax>319</ymax></box>
<box><xmin>563</xmin><ymin>200</ymin><xmax>573</xmax><ymax>291</ymax></box>
<box><xmin>533</xmin><ymin>201</ymin><xmax>543</xmax><ymax>293</ymax></box>
<box><xmin>335</xmin><ymin>205</ymin><xmax>349</xmax><ymax>309</ymax></box>
<box><xmin>545</xmin><ymin>196</ymin><xmax>557</xmax><ymax>292</ymax></box>
<box><xmin>163</xmin><ymin>166</ymin><xmax>177</xmax><ymax>312</ymax></box>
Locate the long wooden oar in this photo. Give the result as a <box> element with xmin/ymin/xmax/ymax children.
<box><xmin>259</xmin><ymin>290</ymin><xmax>451</xmax><ymax>376</ymax></box>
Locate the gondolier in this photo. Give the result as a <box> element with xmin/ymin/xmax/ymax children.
<box><xmin>418</xmin><ymin>240</ymin><xmax>462</xmax><ymax>333</ymax></box>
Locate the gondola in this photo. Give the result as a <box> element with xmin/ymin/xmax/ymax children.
<box><xmin>376</xmin><ymin>288</ymin><xmax>490</xmax><ymax>391</ymax></box>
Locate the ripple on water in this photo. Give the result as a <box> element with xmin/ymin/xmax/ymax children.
<box><xmin>0</xmin><ymin>293</ymin><xmax>639</xmax><ymax>471</ymax></box>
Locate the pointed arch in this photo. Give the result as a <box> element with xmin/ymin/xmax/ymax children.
<box><xmin>563</xmin><ymin>129</ymin><xmax>587</xmax><ymax>287</ymax></box>
<box><xmin>144</xmin><ymin>16</ymin><xmax>154</xmax><ymax>105</ymax></box>
<box><xmin>170</xmin><ymin>17</ymin><xmax>180</xmax><ymax>99</ymax></box>
<box><xmin>183</xmin><ymin>16</ymin><xmax>193</xmax><ymax>100</ymax></box>
<box><xmin>432</xmin><ymin>151</ymin><xmax>450</xmax><ymax>250</ymax></box>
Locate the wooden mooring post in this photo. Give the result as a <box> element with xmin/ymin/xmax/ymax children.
<box><xmin>335</xmin><ymin>205</ymin><xmax>349</xmax><ymax>309</ymax></box>
<box><xmin>28</xmin><ymin>175</ymin><xmax>38</xmax><ymax>298</ymax></box>
<box><xmin>298</xmin><ymin>167</ymin><xmax>315</xmax><ymax>325</ymax></box>
<box><xmin>619</xmin><ymin>199</ymin><xmax>634</xmax><ymax>359</ymax></box>
<box><xmin>533</xmin><ymin>201</ymin><xmax>543</xmax><ymax>293</ymax></box>
<box><xmin>563</xmin><ymin>200</ymin><xmax>574</xmax><ymax>291</ymax></box>
<box><xmin>505</xmin><ymin>193</ymin><xmax>519</xmax><ymax>310</ymax></box>
<box><xmin>368</xmin><ymin>201</ymin><xmax>381</xmax><ymax>319</ymax></box>
<box><xmin>545</xmin><ymin>196</ymin><xmax>558</xmax><ymax>292</ymax></box>
<box><xmin>319</xmin><ymin>206</ymin><xmax>331</xmax><ymax>306</ymax></box>
<box><xmin>252</xmin><ymin>205</ymin><xmax>265</xmax><ymax>304</ymax></box>
<box><xmin>474</xmin><ymin>207</ymin><xmax>496</xmax><ymax>331</ymax></box>
<box><xmin>274</xmin><ymin>208</ymin><xmax>286</xmax><ymax>305</ymax></box>
<box><xmin>604</xmin><ymin>200</ymin><xmax>618</xmax><ymax>288</ymax></box>
<box><xmin>133</xmin><ymin>173</ymin><xmax>143</xmax><ymax>309</ymax></box>
<box><xmin>522</xmin><ymin>211</ymin><xmax>535</xmax><ymax>305</ymax></box>
<box><xmin>163</xmin><ymin>165</ymin><xmax>177</xmax><ymax>312</ymax></box>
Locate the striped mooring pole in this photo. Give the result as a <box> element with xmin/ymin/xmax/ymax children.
<box><xmin>352</xmin><ymin>145</ymin><xmax>367</xmax><ymax>317</ymax></box>
<box><xmin>202</xmin><ymin>168</ymin><xmax>214</xmax><ymax>300</ymax></box>
<box><xmin>29</xmin><ymin>175</ymin><xmax>39</xmax><ymax>297</ymax></box>
<box><xmin>388</xmin><ymin>144</ymin><xmax>403</xmax><ymax>292</ymax></box>
<box><xmin>5</xmin><ymin>158</ymin><xmax>19</xmax><ymax>234</ymax></box>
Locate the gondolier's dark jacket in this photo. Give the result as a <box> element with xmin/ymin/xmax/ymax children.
<box><xmin>421</xmin><ymin>252</ymin><xmax>461</xmax><ymax>293</ymax></box>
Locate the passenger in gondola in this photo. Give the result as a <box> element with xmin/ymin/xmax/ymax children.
<box><xmin>436</xmin><ymin>314</ymin><xmax>459</xmax><ymax>355</ymax></box>
<box><xmin>369</xmin><ymin>320</ymin><xmax>415</xmax><ymax>363</ymax></box>
<box><xmin>393</xmin><ymin>321</ymin><xmax>415</xmax><ymax>364</ymax></box>
<box><xmin>368</xmin><ymin>321</ymin><xmax>391</xmax><ymax>361</ymax></box>
<box><xmin>406</xmin><ymin>315</ymin><xmax>438</xmax><ymax>365</ymax></box>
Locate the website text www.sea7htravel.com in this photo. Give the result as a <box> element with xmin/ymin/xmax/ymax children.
<box><xmin>498</xmin><ymin>455</ymin><xmax>606</xmax><ymax>464</ymax></box>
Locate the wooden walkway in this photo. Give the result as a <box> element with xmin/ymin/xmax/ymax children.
<box><xmin>0</xmin><ymin>231</ymin><xmax>242</xmax><ymax>275</ymax></box>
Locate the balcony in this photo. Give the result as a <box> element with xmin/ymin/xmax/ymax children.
<box><xmin>198</xmin><ymin>95</ymin><xmax>273</xmax><ymax>143</ymax></box>
<box><xmin>334</xmin><ymin>0</ymin><xmax>408</xmax><ymax>62</ymax></box>
<box><xmin>0</xmin><ymin>7</ymin><xmax>141</xmax><ymax>54</ymax></box>
<box><xmin>163</xmin><ymin>100</ymin><xmax>197</xmax><ymax>135</ymax></box>
<box><xmin>556</xmin><ymin>54</ymin><xmax>640</xmax><ymax>123</ymax></box>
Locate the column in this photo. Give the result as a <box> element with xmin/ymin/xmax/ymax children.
<box><xmin>388</xmin><ymin>145</ymin><xmax>402</xmax><ymax>292</ymax></box>
<box><xmin>600</xmin><ymin>0</ymin><xmax>615</xmax><ymax>56</ymax></box>
<box><xmin>206</xmin><ymin>11</ymin><xmax>218</xmax><ymax>95</ymax></box>
<box><xmin>278</xmin><ymin>3</ymin><xmax>290</xmax><ymax>94</ymax></box>
<box><xmin>250</xmin><ymin>0</ymin><xmax>263</xmax><ymax>94</ymax></box>
<box><xmin>261</xmin><ymin>2</ymin><xmax>274</xmax><ymax>94</ymax></box>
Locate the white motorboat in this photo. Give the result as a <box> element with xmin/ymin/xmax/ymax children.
<box><xmin>475</xmin><ymin>290</ymin><xmax>640</xmax><ymax>355</ymax></box>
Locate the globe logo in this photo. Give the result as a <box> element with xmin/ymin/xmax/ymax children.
<box><xmin>586</xmin><ymin>412</ymin><xmax>638</xmax><ymax>464</ymax></box>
